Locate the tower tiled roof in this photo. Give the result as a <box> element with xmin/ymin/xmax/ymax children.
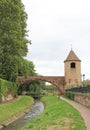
<box><xmin>64</xmin><ymin>50</ymin><xmax>81</xmax><ymax>62</ymax></box>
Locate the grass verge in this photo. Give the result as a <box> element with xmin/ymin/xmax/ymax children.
<box><xmin>0</xmin><ymin>96</ymin><xmax>33</xmax><ymax>122</ymax></box>
<box><xmin>20</xmin><ymin>94</ymin><xmax>86</xmax><ymax>130</ymax></box>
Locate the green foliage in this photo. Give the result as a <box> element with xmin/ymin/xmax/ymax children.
<box><xmin>0</xmin><ymin>0</ymin><xmax>30</xmax><ymax>82</ymax></box>
<box><xmin>18</xmin><ymin>58</ymin><xmax>36</xmax><ymax>77</ymax></box>
<box><xmin>42</xmin><ymin>84</ymin><xmax>59</xmax><ymax>93</ymax></box>
<box><xmin>0</xmin><ymin>55</ymin><xmax>18</xmax><ymax>82</ymax></box>
<box><xmin>45</xmin><ymin>84</ymin><xmax>57</xmax><ymax>90</ymax></box>
<box><xmin>18</xmin><ymin>80</ymin><xmax>45</xmax><ymax>94</ymax></box>
<box><xmin>0</xmin><ymin>0</ymin><xmax>37</xmax><ymax>98</ymax></box>
<box><xmin>82</xmin><ymin>79</ymin><xmax>90</xmax><ymax>87</ymax></box>
<box><xmin>0</xmin><ymin>78</ymin><xmax>18</xmax><ymax>102</ymax></box>
<box><xmin>18</xmin><ymin>80</ymin><xmax>46</xmax><ymax>99</ymax></box>
<box><xmin>65</xmin><ymin>91</ymin><xmax>75</xmax><ymax>100</ymax></box>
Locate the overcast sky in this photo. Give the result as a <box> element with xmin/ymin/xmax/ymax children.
<box><xmin>22</xmin><ymin>0</ymin><xmax>90</xmax><ymax>80</ymax></box>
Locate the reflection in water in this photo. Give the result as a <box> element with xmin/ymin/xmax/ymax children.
<box><xmin>1</xmin><ymin>100</ymin><xmax>44</xmax><ymax>130</ymax></box>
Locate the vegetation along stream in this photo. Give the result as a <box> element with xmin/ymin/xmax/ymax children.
<box><xmin>1</xmin><ymin>100</ymin><xmax>44</xmax><ymax>130</ymax></box>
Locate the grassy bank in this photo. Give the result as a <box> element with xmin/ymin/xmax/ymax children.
<box><xmin>20</xmin><ymin>94</ymin><xmax>86</xmax><ymax>130</ymax></box>
<box><xmin>0</xmin><ymin>96</ymin><xmax>33</xmax><ymax>122</ymax></box>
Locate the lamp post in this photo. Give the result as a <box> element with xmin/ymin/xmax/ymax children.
<box><xmin>82</xmin><ymin>74</ymin><xmax>85</xmax><ymax>87</ymax></box>
<box><xmin>82</xmin><ymin>74</ymin><xmax>85</xmax><ymax>81</ymax></box>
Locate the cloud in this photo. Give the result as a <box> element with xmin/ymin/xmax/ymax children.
<box><xmin>32</xmin><ymin>60</ymin><xmax>64</xmax><ymax>76</ymax></box>
<box><xmin>22</xmin><ymin>0</ymin><xmax>90</xmax><ymax>79</ymax></box>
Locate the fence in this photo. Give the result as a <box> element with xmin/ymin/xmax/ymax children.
<box><xmin>66</xmin><ymin>86</ymin><xmax>90</xmax><ymax>93</ymax></box>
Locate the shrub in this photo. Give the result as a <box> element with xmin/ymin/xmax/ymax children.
<box><xmin>0</xmin><ymin>78</ymin><xmax>18</xmax><ymax>102</ymax></box>
<box><xmin>65</xmin><ymin>91</ymin><xmax>75</xmax><ymax>100</ymax></box>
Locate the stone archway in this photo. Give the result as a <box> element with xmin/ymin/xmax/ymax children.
<box><xmin>18</xmin><ymin>76</ymin><xmax>65</xmax><ymax>94</ymax></box>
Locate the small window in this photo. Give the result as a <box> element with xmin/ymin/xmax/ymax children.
<box><xmin>71</xmin><ymin>62</ymin><xmax>76</xmax><ymax>68</ymax></box>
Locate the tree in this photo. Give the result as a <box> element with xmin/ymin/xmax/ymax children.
<box><xmin>0</xmin><ymin>0</ymin><xmax>30</xmax><ymax>82</ymax></box>
<box><xmin>18</xmin><ymin>80</ymin><xmax>46</xmax><ymax>97</ymax></box>
<box><xmin>18</xmin><ymin>58</ymin><xmax>36</xmax><ymax>77</ymax></box>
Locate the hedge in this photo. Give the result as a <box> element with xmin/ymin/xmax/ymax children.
<box><xmin>0</xmin><ymin>78</ymin><xmax>18</xmax><ymax>103</ymax></box>
<box><xmin>64</xmin><ymin>91</ymin><xmax>75</xmax><ymax>100</ymax></box>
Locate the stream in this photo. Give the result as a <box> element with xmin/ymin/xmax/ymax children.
<box><xmin>1</xmin><ymin>100</ymin><xmax>44</xmax><ymax>130</ymax></box>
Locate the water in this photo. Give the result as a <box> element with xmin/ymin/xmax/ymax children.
<box><xmin>1</xmin><ymin>100</ymin><xmax>44</xmax><ymax>130</ymax></box>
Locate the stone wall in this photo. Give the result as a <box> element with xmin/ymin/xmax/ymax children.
<box><xmin>74</xmin><ymin>93</ymin><xmax>90</xmax><ymax>108</ymax></box>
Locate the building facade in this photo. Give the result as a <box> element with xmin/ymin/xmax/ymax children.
<box><xmin>64</xmin><ymin>50</ymin><xmax>81</xmax><ymax>88</ymax></box>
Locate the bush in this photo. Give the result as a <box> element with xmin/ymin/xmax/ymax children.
<box><xmin>0</xmin><ymin>78</ymin><xmax>18</xmax><ymax>102</ymax></box>
<box><xmin>65</xmin><ymin>91</ymin><xmax>75</xmax><ymax>100</ymax></box>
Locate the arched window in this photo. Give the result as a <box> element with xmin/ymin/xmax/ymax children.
<box><xmin>70</xmin><ymin>62</ymin><xmax>76</xmax><ymax>68</ymax></box>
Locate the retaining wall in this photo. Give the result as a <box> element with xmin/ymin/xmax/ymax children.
<box><xmin>74</xmin><ymin>93</ymin><xmax>90</xmax><ymax>108</ymax></box>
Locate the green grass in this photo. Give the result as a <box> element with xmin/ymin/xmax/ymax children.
<box><xmin>0</xmin><ymin>96</ymin><xmax>33</xmax><ymax>122</ymax></box>
<box><xmin>20</xmin><ymin>94</ymin><xmax>86</xmax><ymax>130</ymax></box>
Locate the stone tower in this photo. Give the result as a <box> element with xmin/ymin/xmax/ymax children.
<box><xmin>64</xmin><ymin>50</ymin><xmax>81</xmax><ymax>88</ymax></box>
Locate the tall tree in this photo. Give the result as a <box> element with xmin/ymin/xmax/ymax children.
<box><xmin>18</xmin><ymin>58</ymin><xmax>36</xmax><ymax>77</ymax></box>
<box><xmin>0</xmin><ymin>0</ymin><xmax>30</xmax><ymax>81</ymax></box>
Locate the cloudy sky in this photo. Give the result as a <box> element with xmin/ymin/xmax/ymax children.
<box><xmin>22</xmin><ymin>0</ymin><xmax>90</xmax><ymax>80</ymax></box>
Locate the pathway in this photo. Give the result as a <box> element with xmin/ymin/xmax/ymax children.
<box><xmin>61</xmin><ymin>97</ymin><xmax>90</xmax><ymax>130</ymax></box>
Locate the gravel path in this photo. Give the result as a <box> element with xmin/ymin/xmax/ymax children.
<box><xmin>61</xmin><ymin>97</ymin><xmax>90</xmax><ymax>130</ymax></box>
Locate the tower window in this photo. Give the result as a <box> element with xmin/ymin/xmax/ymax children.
<box><xmin>71</xmin><ymin>62</ymin><xmax>76</xmax><ymax>68</ymax></box>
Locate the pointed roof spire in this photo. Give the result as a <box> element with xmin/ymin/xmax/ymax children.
<box><xmin>64</xmin><ymin>50</ymin><xmax>81</xmax><ymax>62</ymax></box>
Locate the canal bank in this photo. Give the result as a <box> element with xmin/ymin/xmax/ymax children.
<box><xmin>0</xmin><ymin>100</ymin><xmax>44</xmax><ymax>130</ymax></box>
<box><xmin>0</xmin><ymin>96</ymin><xmax>34</xmax><ymax>129</ymax></box>
<box><xmin>0</xmin><ymin>104</ymin><xmax>32</xmax><ymax>129</ymax></box>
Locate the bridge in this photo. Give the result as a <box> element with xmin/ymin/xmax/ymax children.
<box><xmin>18</xmin><ymin>76</ymin><xmax>65</xmax><ymax>94</ymax></box>
<box><xmin>18</xmin><ymin>50</ymin><xmax>82</xmax><ymax>95</ymax></box>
